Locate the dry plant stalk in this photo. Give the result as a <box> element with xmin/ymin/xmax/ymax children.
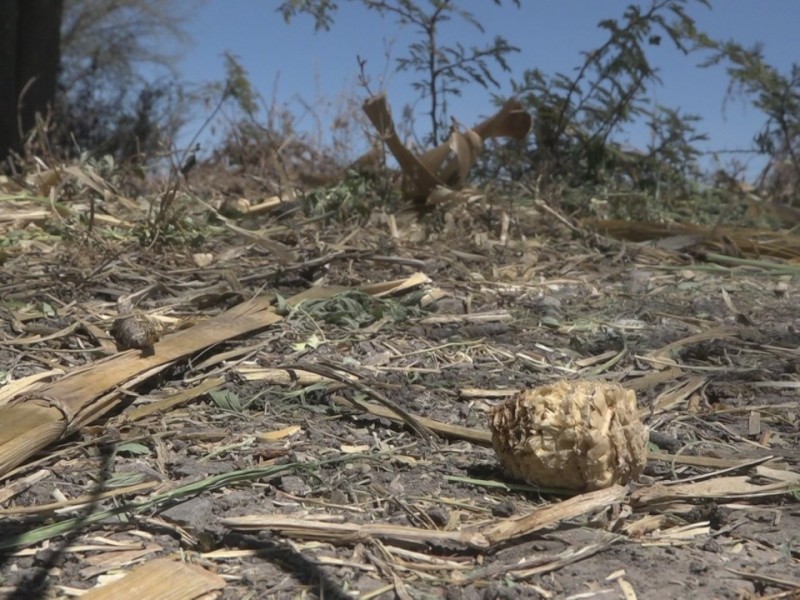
<box><xmin>224</xmin><ymin>485</ymin><xmax>626</xmax><ymax>550</ymax></box>
<box><xmin>223</xmin><ymin>515</ymin><xmax>491</xmax><ymax>550</ymax></box>
<box><xmin>583</xmin><ymin>218</ymin><xmax>800</xmax><ymax>261</ymax></box>
<box><xmin>474</xmin><ymin>484</ymin><xmax>627</xmax><ymax>546</ymax></box>
<box><xmin>80</xmin><ymin>558</ymin><xmax>225</xmax><ymax>600</ymax></box>
<box><xmin>363</xmin><ymin>94</ymin><xmax>531</xmax><ymax>202</ymax></box>
<box><xmin>630</xmin><ymin>475</ymin><xmax>798</xmax><ymax>507</ymax></box>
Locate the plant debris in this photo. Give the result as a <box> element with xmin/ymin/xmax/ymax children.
<box><xmin>1</xmin><ymin>151</ymin><xmax>799</xmax><ymax>599</ymax></box>
<box><xmin>110</xmin><ymin>294</ymin><xmax>163</xmax><ymax>354</ymax></box>
<box><xmin>490</xmin><ymin>380</ymin><xmax>648</xmax><ymax>491</ymax></box>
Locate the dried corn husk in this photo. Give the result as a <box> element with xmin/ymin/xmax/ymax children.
<box><xmin>490</xmin><ymin>380</ymin><xmax>647</xmax><ymax>491</ymax></box>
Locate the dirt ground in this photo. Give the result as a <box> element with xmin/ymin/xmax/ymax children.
<box><xmin>0</xmin><ymin>197</ymin><xmax>799</xmax><ymax>599</ymax></box>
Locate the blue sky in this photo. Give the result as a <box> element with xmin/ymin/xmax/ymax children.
<box><xmin>172</xmin><ymin>1</ymin><xmax>800</xmax><ymax>178</ymax></box>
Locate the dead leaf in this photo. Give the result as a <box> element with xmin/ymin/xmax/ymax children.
<box><xmin>257</xmin><ymin>425</ymin><xmax>302</xmax><ymax>442</ymax></box>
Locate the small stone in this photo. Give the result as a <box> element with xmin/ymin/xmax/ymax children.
<box><xmin>278</xmin><ymin>475</ymin><xmax>311</xmax><ymax>497</ymax></box>
<box><xmin>427</xmin><ymin>507</ymin><xmax>449</xmax><ymax>527</ymax></box>
<box><xmin>491</xmin><ymin>500</ymin><xmax>515</xmax><ymax>518</ymax></box>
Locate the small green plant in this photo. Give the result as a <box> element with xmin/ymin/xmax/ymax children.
<box><xmin>221</xmin><ymin>51</ymin><xmax>260</xmax><ymax>117</ymax></box>
<box><xmin>493</xmin><ymin>0</ymin><xmax>709</xmax><ymax>195</ymax></box>
<box><xmin>302</xmin><ymin>171</ymin><xmax>395</xmax><ymax>223</ymax></box>
<box><xmin>209</xmin><ymin>388</ymin><xmax>245</xmax><ymax>413</ymax></box>
<box><xmin>287</xmin><ymin>290</ymin><xmax>427</xmax><ymax>330</ymax></box>
<box><xmin>279</xmin><ymin>0</ymin><xmax>521</xmax><ymax>144</ymax></box>
<box><xmin>693</xmin><ymin>36</ymin><xmax>800</xmax><ymax>202</ymax></box>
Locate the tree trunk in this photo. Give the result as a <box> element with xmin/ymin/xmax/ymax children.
<box><xmin>0</xmin><ymin>2</ymin><xmax>21</xmax><ymax>159</ymax></box>
<box><xmin>0</xmin><ymin>0</ymin><xmax>63</xmax><ymax>162</ymax></box>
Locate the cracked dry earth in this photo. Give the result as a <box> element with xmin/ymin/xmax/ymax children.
<box><xmin>0</xmin><ymin>213</ymin><xmax>799</xmax><ymax>600</ymax></box>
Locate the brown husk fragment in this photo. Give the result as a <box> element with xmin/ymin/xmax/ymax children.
<box><xmin>363</xmin><ymin>93</ymin><xmax>531</xmax><ymax>202</ymax></box>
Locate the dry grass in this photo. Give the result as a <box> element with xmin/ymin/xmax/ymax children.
<box><xmin>0</xmin><ymin>154</ymin><xmax>799</xmax><ymax>599</ymax></box>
